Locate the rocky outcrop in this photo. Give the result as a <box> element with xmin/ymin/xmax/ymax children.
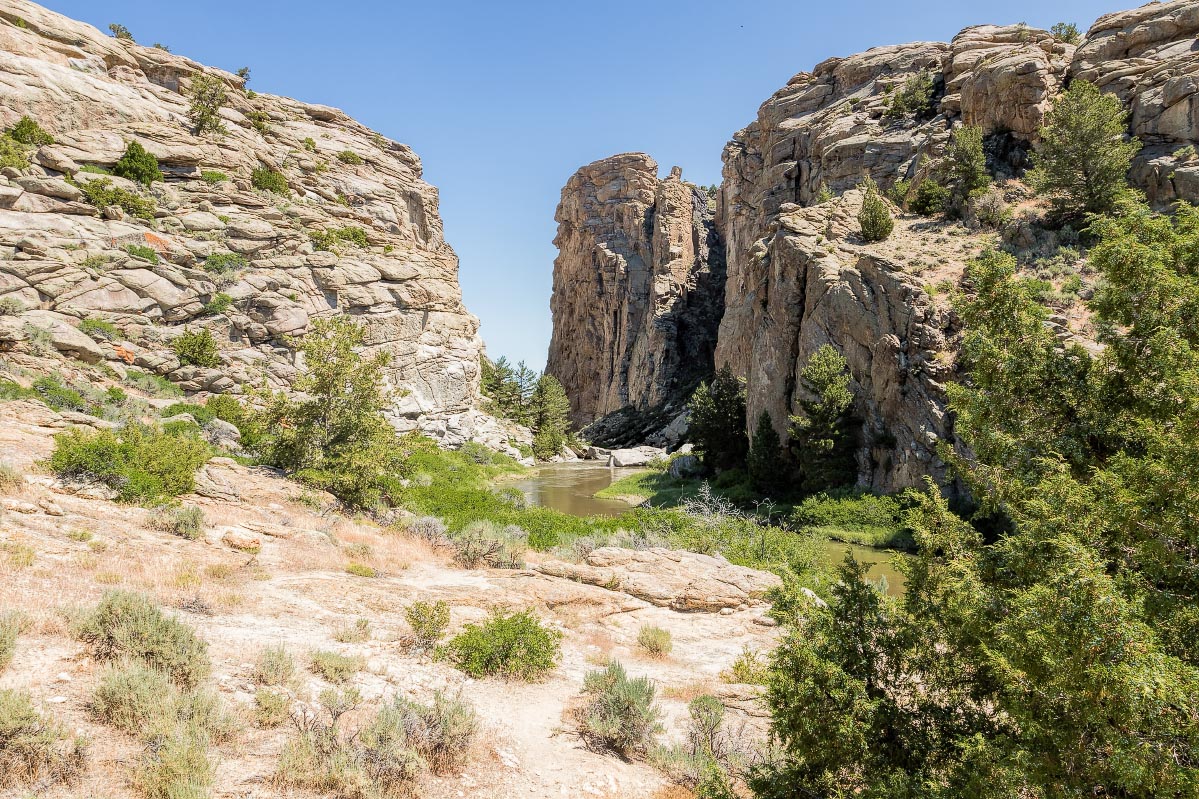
<box><xmin>533</xmin><ymin>547</ymin><xmax>781</xmax><ymax>612</ymax></box>
<box><xmin>551</xmin><ymin>2</ymin><xmax>1199</xmax><ymax>493</ymax></box>
<box><xmin>0</xmin><ymin>0</ymin><xmax>494</xmax><ymax>444</ymax></box>
<box><xmin>546</xmin><ymin>154</ymin><xmax>725</xmax><ymax>428</ymax></box>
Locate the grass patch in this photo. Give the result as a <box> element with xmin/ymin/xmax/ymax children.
<box><xmin>332</xmin><ymin>618</ymin><xmax>371</xmax><ymax>643</ymax></box>
<box><xmin>345</xmin><ymin>562</ymin><xmax>377</xmax><ymax>578</ymax></box>
<box><xmin>147</xmin><ymin>504</ymin><xmax>205</xmax><ymax>540</ymax></box>
<box><xmin>789</xmin><ymin>490</ymin><xmax>914</xmax><ymax>550</ymax></box>
<box><xmin>637</xmin><ymin>625</ymin><xmax>673</xmax><ymax>658</ymax></box>
<box><xmin>309</xmin><ymin>650</ymin><xmax>364</xmax><ymax>684</ymax></box>
<box><xmin>596</xmin><ymin>468</ymin><xmax>700</xmax><ymax>505</ymax></box>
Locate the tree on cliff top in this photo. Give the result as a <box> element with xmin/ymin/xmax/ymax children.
<box><xmin>1027</xmin><ymin>80</ymin><xmax>1140</xmax><ymax>220</ymax></box>
<box><xmin>687</xmin><ymin>365</ymin><xmax>748</xmax><ymax>472</ymax></box>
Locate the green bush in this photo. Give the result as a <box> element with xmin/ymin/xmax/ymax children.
<box><xmin>1051</xmin><ymin>22</ymin><xmax>1081</xmax><ymax>44</ymax></box>
<box><xmin>147</xmin><ymin>503</ymin><xmax>205</xmax><ymax>540</ymax></box>
<box><xmin>202</xmin><ymin>292</ymin><xmax>233</xmax><ymax>316</ymax></box>
<box><xmin>337</xmin><ymin>150</ymin><xmax>363</xmax><ymax>165</ymax></box>
<box><xmin>251</xmin><ymin>166</ymin><xmax>288</xmax><ymax>194</ymax></box>
<box><xmin>0</xmin><ymin>296</ymin><xmax>24</xmax><ymax>315</ymax></box>
<box><xmin>172</xmin><ymin>328</ymin><xmax>220</xmax><ymax>368</ymax></box>
<box><xmin>441</xmin><ymin>609</ymin><xmax>561</xmax><ymax>680</ymax></box>
<box><xmin>405</xmin><ymin>600</ymin><xmax>450</xmax><ymax>651</ymax></box>
<box><xmin>246</xmin><ymin>110</ymin><xmax>271</xmax><ymax>134</ymax></box>
<box><xmin>308</xmin><ymin>226</ymin><xmax>369</xmax><ymax>251</ymax></box>
<box><xmin>637</xmin><ymin>625</ymin><xmax>673</xmax><ymax>658</ymax></box>
<box><xmin>345</xmin><ymin>562</ymin><xmax>377</xmax><ymax>578</ymax></box>
<box><xmin>309</xmin><ymin>650</ymin><xmax>364</xmax><ymax>684</ymax></box>
<box><xmin>125</xmin><ymin>243</ymin><xmax>159</xmax><ymax>263</ymax></box>
<box><xmin>0</xmin><ymin>134</ymin><xmax>28</xmax><ymax>170</ymax></box>
<box><xmin>573</xmin><ymin>660</ymin><xmax>663</xmax><ymax>757</ymax></box>
<box><xmin>858</xmin><ymin>179</ymin><xmax>894</xmax><ymax>242</ymax></box>
<box><xmin>302</xmin><ymin>137</ymin><xmax>317</xmax><ymax>152</ymax></box>
<box><xmin>721</xmin><ymin>647</ymin><xmax>769</xmax><ymax>685</ymax></box>
<box><xmin>32</xmin><ymin>375</ymin><xmax>89</xmax><ymax>412</ymax></box>
<box><xmin>254</xmin><ymin>688</ymin><xmax>290</xmax><ymax>727</ymax></box>
<box><xmin>77</xmin><ymin>178</ymin><xmax>157</xmax><ymax>220</ymax></box>
<box><xmin>47</xmin><ymin>423</ymin><xmax>210</xmax><ymax>503</ymax></box>
<box><xmin>203</xmin><ymin>251</ymin><xmax>247</xmax><ymax>276</ymax></box>
<box><xmin>910</xmin><ymin>179</ymin><xmax>949</xmax><ymax>216</ymax></box>
<box><xmin>0</xmin><ymin>689</ymin><xmax>87</xmax><ymax>790</ymax></box>
<box><xmin>9</xmin><ymin>116</ymin><xmax>54</xmax><ymax>146</ymax></box>
<box><xmin>108</xmin><ymin>22</ymin><xmax>134</xmax><ymax>40</ymax></box>
<box><xmin>883</xmin><ymin>72</ymin><xmax>936</xmax><ymax>120</ymax></box>
<box><xmin>199</xmin><ymin>170</ymin><xmax>227</xmax><ymax>184</ymax></box>
<box><xmin>112</xmin><ymin>140</ymin><xmax>163</xmax><ymax>187</ymax></box>
<box><xmin>687</xmin><ymin>365</ymin><xmax>748</xmax><ymax>472</ymax></box>
<box><xmin>75</xmin><ymin>591</ymin><xmax>210</xmax><ymax>688</ymax></box>
<box><xmin>254</xmin><ymin>644</ymin><xmax>296</xmax><ymax>686</ymax></box>
<box><xmin>80</xmin><ymin>317</ymin><xmax>119</xmax><ymax>341</ymax></box>
<box><xmin>187</xmin><ymin>74</ymin><xmax>227</xmax><ymax>136</ymax></box>
<box><xmin>790</xmin><ymin>490</ymin><xmax>912</xmax><ymax>549</ymax></box>
<box><xmin>887</xmin><ymin>178</ymin><xmax>911</xmax><ymax>207</ymax></box>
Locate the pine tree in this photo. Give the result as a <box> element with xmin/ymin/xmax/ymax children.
<box><xmin>253</xmin><ymin>317</ymin><xmax>409</xmax><ymax>508</ymax></box>
<box><xmin>687</xmin><ymin>365</ymin><xmax>748</xmax><ymax>472</ymax></box>
<box><xmin>857</xmin><ymin>178</ymin><xmax>893</xmax><ymax>242</ymax></box>
<box><xmin>789</xmin><ymin>346</ymin><xmax>856</xmax><ymax>493</ymax></box>
<box><xmin>945</xmin><ymin>125</ymin><xmax>990</xmax><ymax>214</ymax></box>
<box><xmin>1027</xmin><ymin>80</ymin><xmax>1140</xmax><ymax>219</ymax></box>
<box><xmin>529</xmin><ymin>374</ymin><xmax>572</xmax><ymax>460</ymax></box>
<box><xmin>112</xmin><ymin>140</ymin><xmax>163</xmax><ymax>187</ymax></box>
<box><xmin>747</xmin><ymin>411</ymin><xmax>789</xmax><ymax>497</ymax></box>
<box><xmin>187</xmin><ymin>74</ymin><xmax>228</xmax><ymax>136</ymax></box>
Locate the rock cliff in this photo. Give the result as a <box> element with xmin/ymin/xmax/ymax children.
<box><xmin>546</xmin><ymin>154</ymin><xmax>725</xmax><ymax>428</ymax></box>
<box><xmin>0</xmin><ymin>0</ymin><xmax>503</xmax><ymax>446</ymax></box>
<box><xmin>550</xmin><ymin>0</ymin><xmax>1199</xmax><ymax>492</ymax></box>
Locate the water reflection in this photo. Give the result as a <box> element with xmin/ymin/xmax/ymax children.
<box><xmin>512</xmin><ymin>462</ymin><xmax>906</xmax><ymax>596</ymax></box>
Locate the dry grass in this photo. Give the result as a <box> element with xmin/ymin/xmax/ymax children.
<box><xmin>661</xmin><ymin>680</ymin><xmax>718</xmax><ymax>702</ymax></box>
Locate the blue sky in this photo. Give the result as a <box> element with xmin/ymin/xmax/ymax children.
<box><xmin>46</xmin><ymin>0</ymin><xmax>1121</xmax><ymax>369</ymax></box>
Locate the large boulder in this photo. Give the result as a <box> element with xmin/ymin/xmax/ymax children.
<box><xmin>534</xmin><ymin>547</ymin><xmax>781</xmax><ymax>612</ymax></box>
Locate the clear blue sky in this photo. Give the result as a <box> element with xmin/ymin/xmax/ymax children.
<box><xmin>45</xmin><ymin>0</ymin><xmax>1120</xmax><ymax>369</ymax></box>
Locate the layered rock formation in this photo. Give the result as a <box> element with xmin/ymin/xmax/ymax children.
<box><xmin>547</xmin><ymin>154</ymin><xmax>724</xmax><ymax>427</ymax></box>
<box><xmin>0</xmin><ymin>0</ymin><xmax>501</xmax><ymax>446</ymax></box>
<box><xmin>550</xmin><ymin>1</ymin><xmax>1199</xmax><ymax>492</ymax></box>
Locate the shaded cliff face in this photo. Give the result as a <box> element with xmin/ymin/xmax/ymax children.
<box><xmin>547</xmin><ymin>153</ymin><xmax>725</xmax><ymax>427</ymax></box>
<box><xmin>551</xmin><ymin>2</ymin><xmax>1199</xmax><ymax>491</ymax></box>
<box><xmin>0</xmin><ymin>0</ymin><xmax>495</xmax><ymax>444</ymax></box>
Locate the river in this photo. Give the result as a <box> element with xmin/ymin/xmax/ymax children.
<box><xmin>510</xmin><ymin>462</ymin><xmax>906</xmax><ymax>595</ymax></box>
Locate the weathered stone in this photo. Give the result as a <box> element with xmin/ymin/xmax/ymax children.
<box><xmin>533</xmin><ymin>547</ymin><xmax>781</xmax><ymax>612</ymax></box>
<box><xmin>547</xmin><ymin>155</ymin><xmax>725</xmax><ymax>427</ymax></box>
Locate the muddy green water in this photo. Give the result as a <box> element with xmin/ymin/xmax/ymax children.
<box><xmin>511</xmin><ymin>462</ymin><xmax>906</xmax><ymax>595</ymax></box>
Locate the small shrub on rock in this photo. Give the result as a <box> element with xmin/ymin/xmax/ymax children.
<box><xmin>75</xmin><ymin>590</ymin><xmax>211</xmax><ymax>688</ymax></box>
<box><xmin>78</xmin><ymin>179</ymin><xmax>156</xmax><ymax>220</ymax></box>
<box><xmin>573</xmin><ymin>660</ymin><xmax>663</xmax><ymax>758</ymax></box>
<box><xmin>9</xmin><ymin>116</ymin><xmax>54</xmax><ymax>146</ymax></box>
<box><xmin>172</xmin><ymin>328</ymin><xmax>220</xmax><ymax>368</ymax></box>
<box><xmin>337</xmin><ymin>150</ymin><xmax>363</xmax><ymax>165</ymax></box>
<box><xmin>637</xmin><ymin>625</ymin><xmax>673</xmax><ymax>658</ymax></box>
<box><xmin>80</xmin><ymin>317</ymin><xmax>119</xmax><ymax>341</ymax></box>
<box><xmin>883</xmin><ymin>71</ymin><xmax>936</xmax><ymax>120</ymax></box>
<box><xmin>112</xmin><ymin>140</ymin><xmax>163</xmax><ymax>187</ymax></box>
<box><xmin>345</xmin><ymin>561</ymin><xmax>377</xmax><ymax>578</ymax></box>
<box><xmin>0</xmin><ymin>689</ymin><xmax>87</xmax><ymax>790</ymax></box>
<box><xmin>405</xmin><ymin>600</ymin><xmax>450</xmax><ymax>651</ymax></box>
<box><xmin>910</xmin><ymin>179</ymin><xmax>949</xmax><ymax>216</ymax></box>
<box><xmin>125</xmin><ymin>243</ymin><xmax>159</xmax><ymax>263</ymax></box>
<box><xmin>199</xmin><ymin>170</ymin><xmax>227</xmax><ymax>184</ymax></box>
<box><xmin>251</xmin><ymin>166</ymin><xmax>288</xmax><ymax>194</ymax></box>
<box><xmin>857</xmin><ymin>179</ymin><xmax>893</xmax><ymax>242</ymax></box>
<box><xmin>441</xmin><ymin>609</ymin><xmax>561</xmax><ymax>680</ymax></box>
<box><xmin>48</xmin><ymin>423</ymin><xmax>210</xmax><ymax>503</ymax></box>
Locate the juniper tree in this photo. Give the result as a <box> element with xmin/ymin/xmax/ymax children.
<box><xmin>789</xmin><ymin>345</ymin><xmax>856</xmax><ymax>493</ymax></box>
<box><xmin>687</xmin><ymin>365</ymin><xmax>748</xmax><ymax>472</ymax></box>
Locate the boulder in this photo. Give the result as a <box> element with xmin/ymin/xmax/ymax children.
<box><xmin>202</xmin><ymin>418</ymin><xmax>241</xmax><ymax>449</ymax></box>
<box><xmin>533</xmin><ymin>547</ymin><xmax>781</xmax><ymax>612</ymax></box>
<box><xmin>668</xmin><ymin>454</ymin><xmax>703</xmax><ymax>479</ymax></box>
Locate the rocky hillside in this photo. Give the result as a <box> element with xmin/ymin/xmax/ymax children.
<box><xmin>549</xmin><ymin>0</ymin><xmax>1199</xmax><ymax>492</ymax></box>
<box><xmin>547</xmin><ymin>154</ymin><xmax>725</xmax><ymax>428</ymax></box>
<box><xmin>0</xmin><ymin>0</ymin><xmax>511</xmax><ymax>448</ymax></box>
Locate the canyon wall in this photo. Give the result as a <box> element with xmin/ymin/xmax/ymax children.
<box><xmin>546</xmin><ymin>154</ymin><xmax>724</xmax><ymax>428</ymax></box>
<box><xmin>0</xmin><ymin>0</ymin><xmax>510</xmax><ymax>449</ymax></box>
<box><xmin>550</xmin><ymin>0</ymin><xmax>1199</xmax><ymax>492</ymax></box>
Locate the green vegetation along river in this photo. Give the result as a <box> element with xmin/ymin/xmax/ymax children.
<box><xmin>511</xmin><ymin>462</ymin><xmax>906</xmax><ymax>595</ymax></box>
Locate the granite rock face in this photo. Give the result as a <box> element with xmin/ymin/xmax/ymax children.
<box><xmin>546</xmin><ymin>154</ymin><xmax>725</xmax><ymax>428</ymax></box>
<box><xmin>0</xmin><ymin>0</ymin><xmax>495</xmax><ymax>444</ymax></box>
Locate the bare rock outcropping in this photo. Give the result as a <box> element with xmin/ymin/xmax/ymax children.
<box><xmin>550</xmin><ymin>1</ymin><xmax>1199</xmax><ymax>493</ymax></box>
<box><xmin>0</xmin><ymin>0</ymin><xmax>496</xmax><ymax>445</ymax></box>
<box><xmin>546</xmin><ymin>153</ymin><xmax>725</xmax><ymax>428</ymax></box>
